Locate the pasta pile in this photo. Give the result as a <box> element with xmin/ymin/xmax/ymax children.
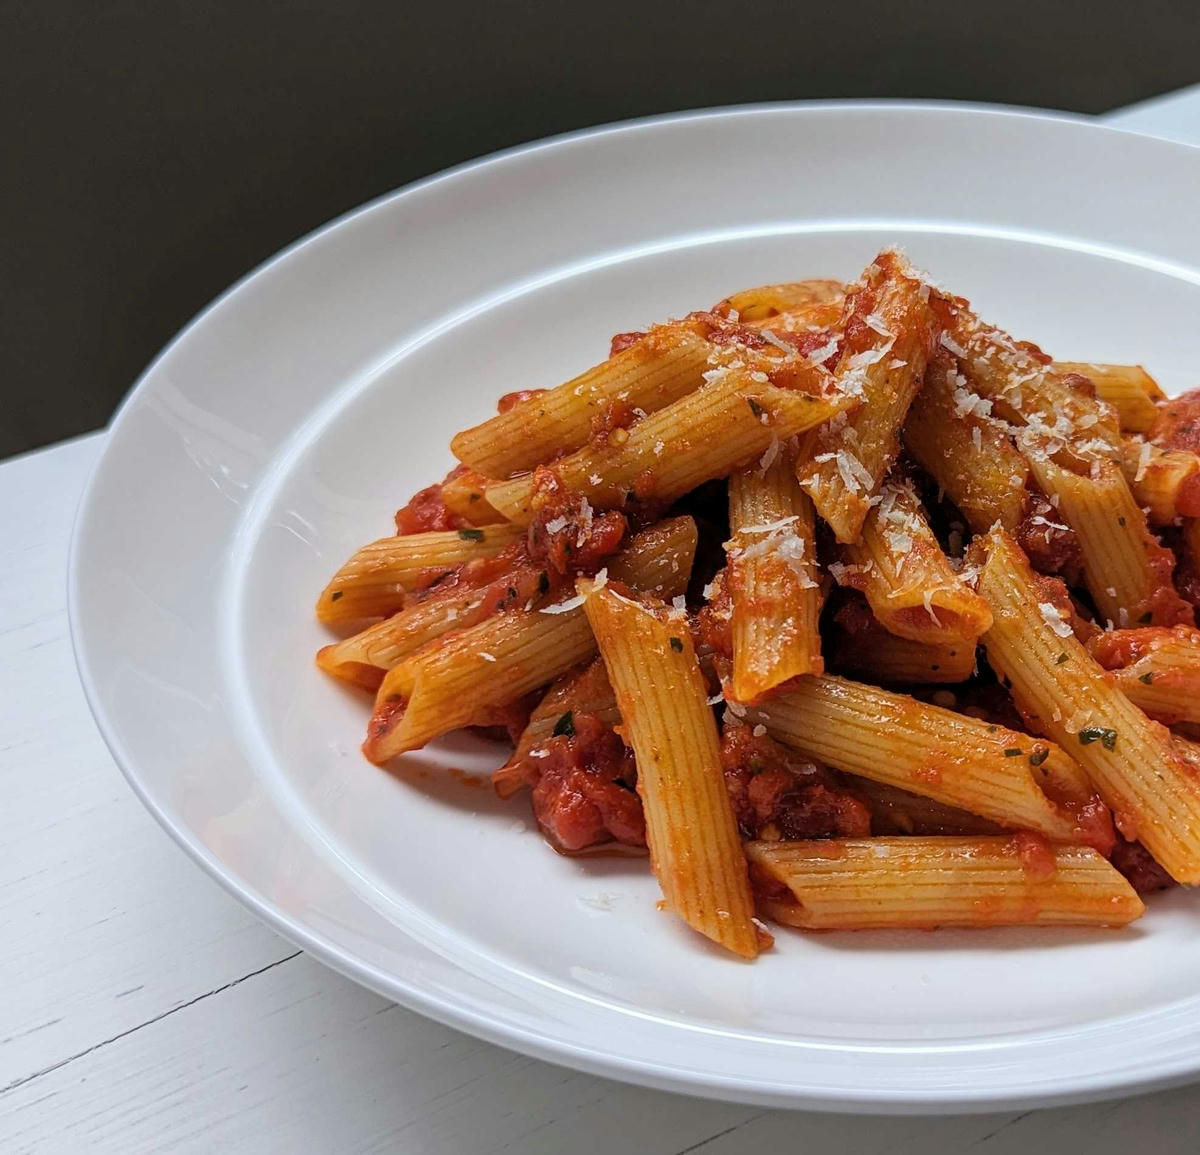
<box><xmin>317</xmin><ymin>249</ymin><xmax>1200</xmax><ymax>957</ymax></box>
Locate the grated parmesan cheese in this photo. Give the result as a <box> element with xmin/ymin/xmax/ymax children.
<box><xmin>1038</xmin><ymin>602</ymin><xmax>1074</xmax><ymax>638</ymax></box>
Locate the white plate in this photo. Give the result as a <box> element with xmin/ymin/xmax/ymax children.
<box><xmin>70</xmin><ymin>103</ymin><xmax>1200</xmax><ymax>1113</ymax></box>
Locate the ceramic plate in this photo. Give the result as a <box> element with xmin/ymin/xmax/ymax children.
<box><xmin>70</xmin><ymin>103</ymin><xmax>1200</xmax><ymax>1112</ymax></box>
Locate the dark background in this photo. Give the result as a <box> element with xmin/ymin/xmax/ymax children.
<box><xmin>5</xmin><ymin>1</ymin><xmax>1199</xmax><ymax>458</ymax></box>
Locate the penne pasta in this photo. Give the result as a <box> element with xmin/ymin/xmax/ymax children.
<box><xmin>748</xmin><ymin>837</ymin><xmax>1143</xmax><ymax>930</ymax></box>
<box><xmin>1088</xmin><ymin>626</ymin><xmax>1200</xmax><ymax>727</ymax></box>
<box><xmin>440</xmin><ymin>468</ymin><xmax>508</xmax><ymax>525</ymax></box>
<box><xmin>946</xmin><ymin>311</ymin><xmax>1122</xmax><ymax>459</ymax></box>
<box><xmin>797</xmin><ymin>250</ymin><xmax>940</xmax><ymax>542</ymax></box>
<box><xmin>826</xmin><ymin>603</ymin><xmax>977</xmax><ymax>684</ymax></box>
<box><xmin>1118</xmin><ymin>436</ymin><xmax>1200</xmax><ymax>526</ymax></box>
<box><xmin>834</xmin><ymin>477</ymin><xmax>993</xmax><ymax>645</ymax></box>
<box><xmin>450</xmin><ymin>321</ymin><xmax>715</xmax><ymax>477</ymax></box>
<box><xmin>1022</xmin><ymin>446</ymin><xmax>1192</xmax><ymax>627</ymax></box>
<box><xmin>854</xmin><ymin>780</ymin><xmax>1004</xmax><ymax>836</ymax></box>
<box><xmin>316</xmin><ymin>524</ymin><xmax>524</xmax><ymax>624</ymax></box>
<box><xmin>902</xmin><ymin>350</ymin><xmax>1030</xmax><ymax>534</ymax></box>
<box><xmin>712</xmin><ymin>278</ymin><xmax>844</xmax><ymax>323</ymax></box>
<box><xmin>362</xmin><ymin>517</ymin><xmax>697</xmax><ymax>761</ymax></box>
<box><xmin>742</xmin><ymin>674</ymin><xmax>1110</xmax><ymax>847</ymax></box>
<box><xmin>1054</xmin><ymin>362</ymin><xmax>1165</xmax><ymax>434</ymax></box>
<box><xmin>485</xmin><ymin>364</ymin><xmax>849</xmax><ymax>524</ymax></box>
<box><xmin>582</xmin><ymin>582</ymin><xmax>765</xmax><ymax>958</ymax></box>
<box><xmin>492</xmin><ymin>659</ymin><xmax>619</xmax><ymax>798</ymax></box>
<box><xmin>975</xmin><ymin>528</ymin><xmax>1200</xmax><ymax>883</ymax></box>
<box><xmin>317</xmin><ymin>562</ymin><xmax>547</xmax><ymax>690</ymax></box>
<box><xmin>726</xmin><ymin>445</ymin><xmax>823</xmax><ymax>701</ymax></box>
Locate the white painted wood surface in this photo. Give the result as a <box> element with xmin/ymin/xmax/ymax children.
<box><xmin>5</xmin><ymin>94</ymin><xmax>1200</xmax><ymax>1152</ymax></box>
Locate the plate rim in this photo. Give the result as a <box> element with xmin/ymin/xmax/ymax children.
<box><xmin>67</xmin><ymin>98</ymin><xmax>1200</xmax><ymax>1114</ymax></box>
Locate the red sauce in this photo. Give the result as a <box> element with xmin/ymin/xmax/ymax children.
<box><xmin>1010</xmin><ymin>831</ymin><xmax>1057</xmax><ymax>881</ymax></box>
<box><xmin>588</xmin><ymin>397</ymin><xmax>638</xmax><ymax>444</ymax></box>
<box><xmin>526</xmin><ymin>468</ymin><xmax>627</xmax><ymax>576</ymax></box>
<box><xmin>1135</xmin><ymin>540</ymin><xmax>1196</xmax><ymax>627</ymax></box>
<box><xmin>1017</xmin><ymin>491</ymin><xmax>1082</xmax><ymax>585</ymax></box>
<box><xmin>693</xmin><ymin>569</ymin><xmax>733</xmax><ymax>661</ymax></box>
<box><xmin>1109</xmin><ymin>838</ymin><xmax>1176</xmax><ymax>894</ymax></box>
<box><xmin>519</xmin><ymin>714</ymin><xmax>646</xmax><ymax>853</ymax></box>
<box><xmin>469</xmin><ymin>696</ymin><xmax>537</xmax><ymax>745</ymax></box>
<box><xmin>608</xmin><ymin>331</ymin><xmax>646</xmax><ymax>357</ymax></box>
<box><xmin>394</xmin><ymin>465</ymin><xmax>471</xmax><ymax>534</ymax></box>
<box><xmin>765</xmin><ymin>326</ymin><xmax>842</xmax><ymax>372</ymax></box>
<box><xmin>720</xmin><ymin>722</ymin><xmax>871</xmax><ymax>840</ymax></box>
<box><xmin>1088</xmin><ymin>625</ymin><xmax>1199</xmax><ymax>669</ymax></box>
<box><xmin>496</xmin><ymin>389</ymin><xmax>546</xmax><ymax>414</ymax></box>
<box><xmin>1178</xmin><ymin>472</ymin><xmax>1200</xmax><ymax>518</ymax></box>
<box><xmin>1150</xmin><ymin>387</ymin><xmax>1200</xmax><ymax>454</ymax></box>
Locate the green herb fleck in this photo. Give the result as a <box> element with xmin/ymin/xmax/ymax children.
<box><xmin>669</xmin><ymin>636</ymin><xmax>684</xmax><ymax>652</ymax></box>
<box><xmin>1138</xmin><ymin>611</ymin><xmax>1154</xmax><ymax>624</ymax></box>
<box><xmin>330</xmin><ymin>591</ymin><xmax>343</xmax><ymax>602</ymax></box>
<box><xmin>1029</xmin><ymin>746</ymin><xmax>1050</xmax><ymax>767</ymax></box>
<box><xmin>1138</xmin><ymin>672</ymin><xmax>1156</xmax><ymax>685</ymax></box>
<box><xmin>1078</xmin><ymin>726</ymin><xmax>1118</xmax><ymax>751</ymax></box>
<box><xmin>1056</xmin><ymin>652</ymin><xmax>1069</xmax><ymax>664</ymax></box>
<box><xmin>1118</xmin><ymin>516</ymin><xmax>1126</xmax><ymax>527</ymax></box>
<box><xmin>747</xmin><ymin>398</ymin><xmax>765</xmax><ymax>418</ymax></box>
<box><xmin>1004</xmin><ymin>747</ymin><xmax>1022</xmax><ymax>757</ymax></box>
<box><xmin>552</xmin><ymin>710</ymin><xmax>575</xmax><ymax>738</ymax></box>
<box><xmin>457</xmin><ymin>527</ymin><xmax>485</xmax><ymax>541</ymax></box>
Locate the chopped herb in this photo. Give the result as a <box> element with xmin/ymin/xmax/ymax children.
<box><xmin>1138</xmin><ymin>611</ymin><xmax>1153</xmax><ymax>624</ymax></box>
<box><xmin>468</xmin><ymin>492</ymin><xmax>481</xmax><ymax>502</ymax></box>
<box><xmin>537</xmin><ymin>572</ymin><xmax>550</xmax><ymax>596</ymax></box>
<box><xmin>749</xmin><ymin>758</ymin><xmax>764</xmax><ymax>774</ymax></box>
<box><xmin>1118</xmin><ymin>516</ymin><xmax>1126</xmax><ymax>527</ymax></box>
<box><xmin>986</xmin><ymin>724</ymin><xmax>998</xmax><ymax>733</ymax></box>
<box><xmin>457</xmin><ymin>527</ymin><xmax>485</xmax><ymax>541</ymax></box>
<box><xmin>1003</xmin><ymin>747</ymin><xmax>1022</xmax><ymax>757</ymax></box>
<box><xmin>1078</xmin><ymin>726</ymin><xmax>1118</xmax><ymax>751</ymax></box>
<box><xmin>1056</xmin><ymin>652</ymin><xmax>1069</xmax><ymax>664</ymax></box>
<box><xmin>507</xmin><ymin>586</ymin><xmax>517</xmax><ymax>599</ymax></box>
<box><xmin>552</xmin><ymin>710</ymin><xmax>575</xmax><ymax>738</ymax></box>
<box><xmin>747</xmin><ymin>398</ymin><xmax>765</xmax><ymax>418</ymax></box>
<box><xmin>1138</xmin><ymin>672</ymin><xmax>1156</xmax><ymax>685</ymax></box>
<box><xmin>669</xmin><ymin>636</ymin><xmax>684</xmax><ymax>652</ymax></box>
<box><xmin>1029</xmin><ymin>746</ymin><xmax>1050</xmax><ymax>766</ymax></box>
<box><xmin>330</xmin><ymin>591</ymin><xmax>343</xmax><ymax>602</ymax></box>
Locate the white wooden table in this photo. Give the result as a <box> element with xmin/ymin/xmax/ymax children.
<box><xmin>5</xmin><ymin>91</ymin><xmax>1200</xmax><ymax>1154</ymax></box>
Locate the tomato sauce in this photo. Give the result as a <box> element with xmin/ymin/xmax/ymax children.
<box><xmin>526</xmin><ymin>467</ymin><xmax>627</xmax><ymax>576</ymax></box>
<box><xmin>394</xmin><ymin>465</ymin><xmax>471</xmax><ymax>534</ymax></box>
<box><xmin>1150</xmin><ymin>387</ymin><xmax>1200</xmax><ymax>454</ymax></box>
<box><xmin>496</xmin><ymin>389</ymin><xmax>546</xmax><ymax>413</ymax></box>
<box><xmin>720</xmin><ymin>722</ymin><xmax>871</xmax><ymax>841</ymax></box>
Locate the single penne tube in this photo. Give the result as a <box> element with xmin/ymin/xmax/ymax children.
<box><xmin>492</xmin><ymin>658</ymin><xmax>620</xmax><ymax>798</ymax></box>
<box><xmin>485</xmin><ymin>367</ymin><xmax>849</xmax><ymax>524</ymax></box>
<box><xmin>450</xmin><ymin>321</ymin><xmax>714</xmax><ymax>477</ymax></box>
<box><xmin>726</xmin><ymin>447</ymin><xmax>823</xmax><ymax>701</ymax></box>
<box><xmin>748</xmin><ymin>837</ymin><xmax>1143</xmax><ymax>931</ymax></box>
<box><xmin>363</xmin><ymin>517</ymin><xmax>696</xmax><ymax>760</ymax></box>
<box><xmin>317</xmin><ymin>562</ymin><xmax>548</xmax><ymax>690</ymax></box>
<box><xmin>975</xmin><ymin>528</ymin><xmax>1200</xmax><ymax>883</ymax></box>
<box><xmin>712</xmin><ymin>278</ymin><xmax>844</xmax><ymax>323</ymax></box>
<box><xmin>902</xmin><ymin>350</ymin><xmax>1030</xmax><ymax>534</ymax></box>
<box><xmin>439</xmin><ymin>468</ymin><xmax>508</xmax><ymax>525</ymax></box>
<box><xmin>1023</xmin><ymin>445</ymin><xmax>1191</xmax><ymax>626</ymax></box>
<box><xmin>797</xmin><ymin>249</ymin><xmax>939</xmax><ymax>542</ymax></box>
<box><xmin>582</xmin><ymin>582</ymin><xmax>765</xmax><ymax>959</ymax></box>
<box><xmin>826</xmin><ymin>605</ymin><xmax>977</xmax><ymax>684</ymax></box>
<box><xmin>853</xmin><ymin>780</ymin><xmax>1004</xmax><ymax>836</ymax></box>
<box><xmin>1118</xmin><ymin>437</ymin><xmax>1200</xmax><ymax>526</ymax></box>
<box><xmin>742</xmin><ymin>674</ymin><xmax>1110</xmax><ymax>847</ymax></box>
<box><xmin>1088</xmin><ymin>625</ymin><xmax>1200</xmax><ymax>726</ymax></box>
<box><xmin>1054</xmin><ymin>362</ymin><xmax>1165</xmax><ymax>434</ymax></box>
<box><xmin>946</xmin><ymin>311</ymin><xmax>1122</xmax><ymax>458</ymax></box>
<box><xmin>835</xmin><ymin>477</ymin><xmax>993</xmax><ymax>645</ymax></box>
<box><xmin>316</xmin><ymin>523</ymin><xmax>524</xmax><ymax>624</ymax></box>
